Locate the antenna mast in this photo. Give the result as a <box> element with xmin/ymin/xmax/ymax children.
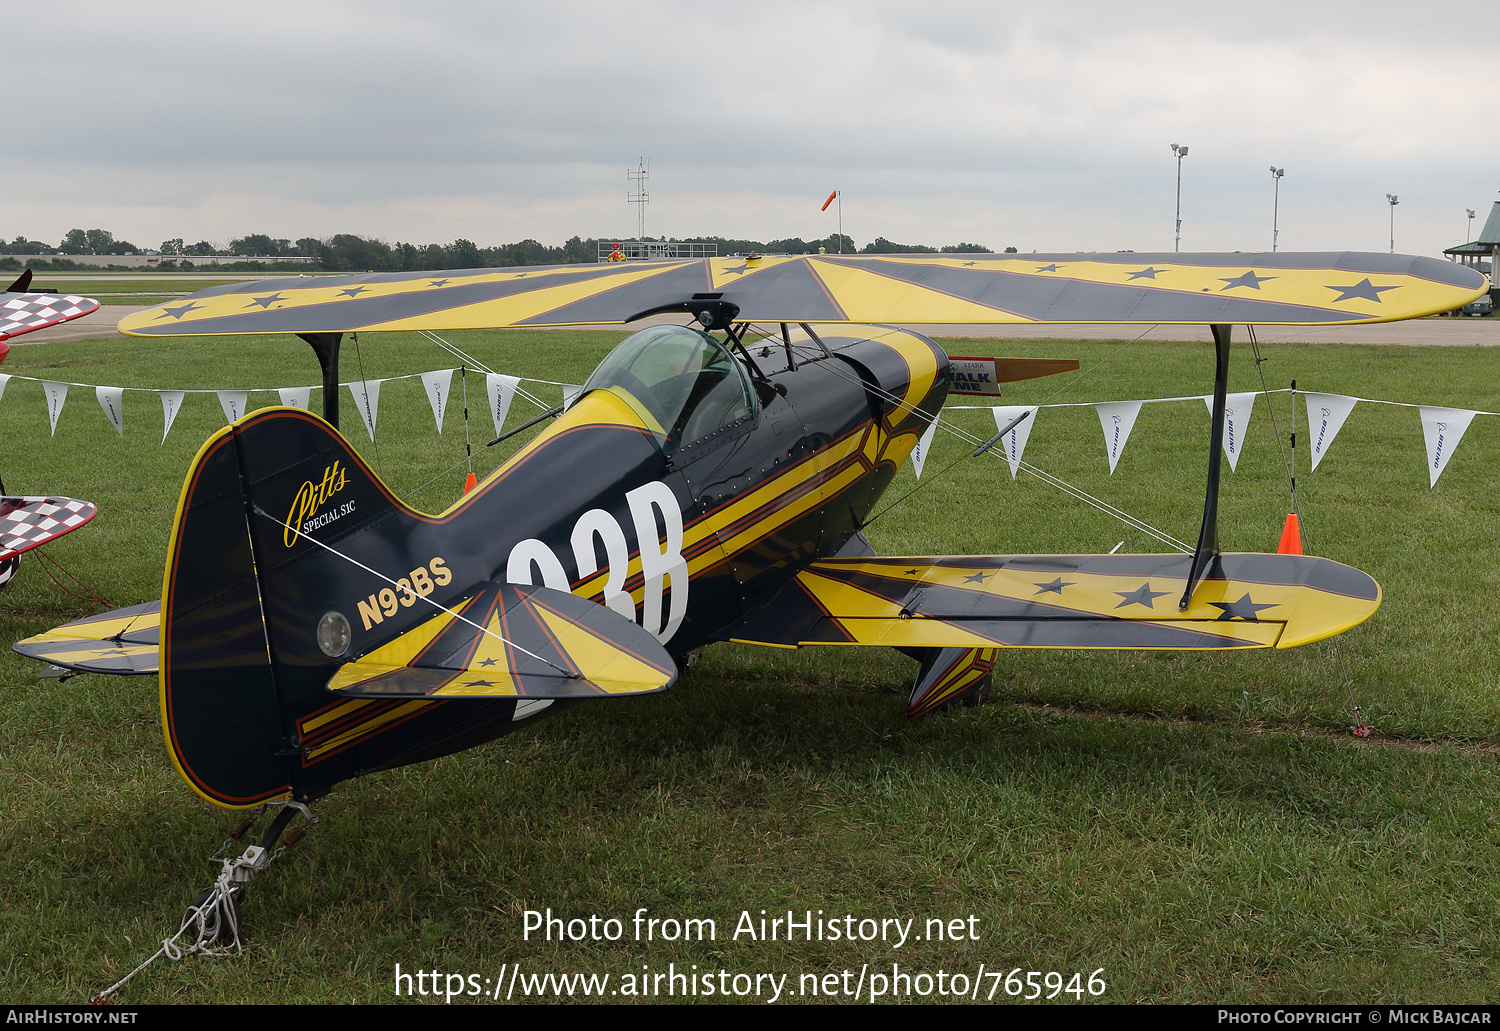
<box><xmin>627</xmin><ymin>158</ymin><xmax>649</xmax><ymax>241</ymax></box>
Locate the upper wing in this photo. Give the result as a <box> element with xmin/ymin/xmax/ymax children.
<box><xmin>0</xmin><ymin>292</ymin><xmax>101</xmax><ymax>343</ymax></box>
<box><xmin>720</xmin><ymin>553</ymin><xmax>1380</xmax><ymax>652</ymax></box>
<box><xmin>116</xmin><ymin>252</ymin><xmax>1486</xmax><ymax>337</ymax></box>
<box><xmin>0</xmin><ymin>496</ymin><xmax>98</xmax><ymax>559</ymax></box>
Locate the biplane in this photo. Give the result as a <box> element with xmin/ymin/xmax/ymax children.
<box><xmin>0</xmin><ymin>270</ymin><xmax>102</xmax><ymax>589</ymax></box>
<box><xmin>12</xmin><ymin>252</ymin><xmax>1486</xmax><ymax>914</ymax></box>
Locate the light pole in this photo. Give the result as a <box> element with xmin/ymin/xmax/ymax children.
<box><xmin>1270</xmin><ymin>166</ymin><xmax>1284</xmax><ymax>252</ymax></box>
<box><xmin>1467</xmin><ymin>208</ymin><xmax>1476</xmax><ymax>243</ymax></box>
<box><xmin>1171</xmin><ymin>144</ymin><xmax>1189</xmax><ymax>252</ymax></box>
<box><xmin>1386</xmin><ymin>194</ymin><xmax>1399</xmax><ymax>254</ymax></box>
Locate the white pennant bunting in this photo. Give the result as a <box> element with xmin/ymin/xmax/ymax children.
<box><xmin>41</xmin><ymin>381</ymin><xmax>67</xmax><ymax>436</ymax></box>
<box><xmin>990</xmin><ymin>405</ymin><xmax>1036</xmax><ymax>479</ymax></box>
<box><xmin>420</xmin><ymin>369</ymin><xmax>454</xmax><ymax>433</ymax></box>
<box><xmin>217</xmin><ymin>390</ymin><xmax>248</xmax><ymax>425</ymax></box>
<box><xmin>910</xmin><ymin>417</ymin><xmax>939</xmax><ymax>479</ymax></box>
<box><xmin>1094</xmin><ymin>401</ymin><xmax>1142</xmax><ymax>474</ymax></box>
<box><xmin>278</xmin><ymin>386</ymin><xmax>312</xmax><ymax>411</ymax></box>
<box><xmin>347</xmin><ymin>380</ymin><xmax>381</xmax><ymax>442</ymax></box>
<box><xmin>95</xmin><ymin>386</ymin><xmax>124</xmax><ymax>436</ymax></box>
<box><xmin>562</xmin><ymin>384</ymin><xmax>583</xmax><ymax>409</ymax></box>
<box><xmin>0</xmin><ymin>374</ymin><xmax>11</xmax><ymax>404</ymax></box>
<box><xmin>486</xmin><ymin>373</ymin><xmax>518</xmax><ymax>437</ymax></box>
<box><xmin>1203</xmin><ymin>392</ymin><xmax>1258</xmax><ymax>471</ymax></box>
<box><xmin>1303</xmin><ymin>392</ymin><xmax>1358</xmax><ymax>472</ymax></box>
<box><xmin>159</xmin><ymin>390</ymin><xmax>184</xmax><ymax>444</ymax></box>
<box><xmin>1419</xmin><ymin>406</ymin><xmax>1477</xmax><ymax>487</ymax></box>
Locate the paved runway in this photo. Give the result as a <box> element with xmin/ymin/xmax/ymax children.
<box><xmin>17</xmin><ymin>304</ymin><xmax>1500</xmax><ymax>346</ymax></box>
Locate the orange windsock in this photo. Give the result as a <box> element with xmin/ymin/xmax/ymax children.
<box><xmin>821</xmin><ymin>190</ymin><xmax>838</xmax><ymax>212</ymax></box>
<box><xmin>1276</xmin><ymin>513</ymin><xmax>1302</xmax><ymax>555</ymax></box>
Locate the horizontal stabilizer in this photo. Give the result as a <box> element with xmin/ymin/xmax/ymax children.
<box><xmin>327</xmin><ymin>582</ymin><xmax>677</xmax><ymax>699</ymax></box>
<box><xmin>13</xmin><ymin>600</ymin><xmax>160</xmax><ymax>675</ymax></box>
<box><xmin>723</xmin><ymin>553</ymin><xmax>1380</xmax><ymax>652</ymax></box>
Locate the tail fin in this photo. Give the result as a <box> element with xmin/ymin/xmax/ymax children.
<box><xmin>161</xmin><ymin>406</ymin><xmax>673</xmax><ymax>808</ymax></box>
<box><xmin>160</xmin><ymin>408</ymin><xmax>474</xmax><ymax>807</ymax></box>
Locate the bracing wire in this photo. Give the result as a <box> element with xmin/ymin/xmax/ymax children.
<box><xmin>749</xmin><ymin>323</ymin><xmax>1190</xmax><ymax>551</ymax></box>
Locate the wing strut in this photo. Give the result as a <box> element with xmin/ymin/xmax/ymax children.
<box><xmin>296</xmin><ymin>333</ymin><xmax>342</xmax><ymax>429</ymax></box>
<box><xmin>1180</xmin><ymin>323</ymin><xmax>1230</xmax><ymax>611</ymax></box>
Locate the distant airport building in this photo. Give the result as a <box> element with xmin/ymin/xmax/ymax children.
<box><xmin>1444</xmin><ymin>202</ymin><xmax>1498</xmax><ymax>305</ymax></box>
<box><xmin>596</xmin><ymin>241</ymin><xmax>717</xmax><ymax>262</ymax></box>
<box><xmin>1444</xmin><ymin>202</ymin><xmax>1498</xmax><ymax>274</ymax></box>
<box><xmin>0</xmin><ymin>253</ymin><xmax>316</xmax><ymax>268</ymax></box>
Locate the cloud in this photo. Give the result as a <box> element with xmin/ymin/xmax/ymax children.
<box><xmin>6</xmin><ymin>1</ymin><xmax>1493</xmax><ymax>256</ymax></box>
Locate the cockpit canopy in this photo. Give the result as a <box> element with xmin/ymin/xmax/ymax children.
<box><xmin>579</xmin><ymin>325</ymin><xmax>758</xmax><ymax>454</ymax></box>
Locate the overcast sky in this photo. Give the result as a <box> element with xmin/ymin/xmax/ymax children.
<box><xmin>6</xmin><ymin>1</ymin><xmax>1494</xmax><ymax>258</ymax></box>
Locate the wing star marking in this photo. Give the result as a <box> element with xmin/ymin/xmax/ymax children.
<box><xmin>246</xmin><ymin>293</ymin><xmax>285</xmax><ymax>309</ymax></box>
<box><xmin>1219</xmin><ymin>271</ymin><xmax>1276</xmax><ymax>291</ymax></box>
<box><xmin>1035</xmin><ymin>264</ymin><xmax>1062</xmax><ymax>273</ymax></box>
<box><xmin>338</xmin><ymin>287</ymin><xmax>369</xmax><ymax>297</ymax></box>
<box><xmin>156</xmin><ymin>302</ymin><xmax>204</xmax><ymax>320</ymax></box>
<box><xmin>1033</xmin><ymin>577</ymin><xmax>1076</xmax><ymax>595</ymax></box>
<box><xmin>1209</xmin><ymin>593</ymin><xmax>1278</xmax><ymax>622</ymax></box>
<box><xmin>1115</xmin><ymin>582</ymin><xmax>1170</xmax><ymax>608</ymax></box>
<box><xmin>963</xmin><ymin>571</ymin><xmax>992</xmax><ymax>584</ymax></box>
<box><xmin>1127</xmin><ymin>267</ymin><xmax>1165</xmax><ymax>280</ymax></box>
<box><xmin>1325</xmin><ymin>279</ymin><xmax>1398</xmax><ymax>303</ymax></box>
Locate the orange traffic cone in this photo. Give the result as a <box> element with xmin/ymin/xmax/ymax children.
<box><xmin>463</xmin><ymin>472</ymin><xmax>477</xmax><ymax>494</ymax></box>
<box><xmin>1276</xmin><ymin>513</ymin><xmax>1302</xmax><ymax>555</ymax></box>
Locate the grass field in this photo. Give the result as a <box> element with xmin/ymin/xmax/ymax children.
<box><xmin>1</xmin><ymin>327</ymin><xmax>1498</xmax><ymax>1004</ymax></box>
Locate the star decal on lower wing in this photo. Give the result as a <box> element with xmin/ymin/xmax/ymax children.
<box><xmin>1115</xmin><ymin>583</ymin><xmax>1170</xmax><ymax>608</ymax></box>
<box><xmin>1033</xmin><ymin>577</ymin><xmax>1076</xmax><ymax>595</ymax></box>
<box><xmin>963</xmin><ymin>571</ymin><xmax>993</xmax><ymax>584</ymax></box>
<box><xmin>1209</xmin><ymin>593</ymin><xmax>1278</xmax><ymax>622</ymax></box>
<box><xmin>1126</xmin><ymin>267</ymin><xmax>1164</xmax><ymax>280</ymax></box>
<box><xmin>156</xmin><ymin>302</ymin><xmax>205</xmax><ymax>320</ymax></box>
<box><xmin>339</xmin><ymin>287</ymin><xmax>369</xmax><ymax>297</ymax></box>
<box><xmin>245</xmin><ymin>293</ymin><xmax>285</xmax><ymax>309</ymax></box>
<box><xmin>1035</xmin><ymin>264</ymin><xmax>1062</xmax><ymax>273</ymax></box>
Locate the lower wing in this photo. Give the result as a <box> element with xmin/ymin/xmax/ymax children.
<box><xmin>13</xmin><ymin>600</ymin><xmax>159</xmax><ymax>674</ymax></box>
<box><xmin>719</xmin><ymin>553</ymin><xmax>1380</xmax><ymax>651</ymax></box>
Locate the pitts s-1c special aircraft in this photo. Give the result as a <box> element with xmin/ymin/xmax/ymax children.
<box><xmin>12</xmin><ymin>251</ymin><xmax>1488</xmax><ymax>941</ymax></box>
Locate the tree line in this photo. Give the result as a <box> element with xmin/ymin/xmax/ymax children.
<box><xmin>0</xmin><ymin>229</ymin><xmax>1014</xmax><ymax>272</ymax></box>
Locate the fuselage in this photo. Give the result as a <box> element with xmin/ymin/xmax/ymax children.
<box><xmin>161</xmin><ymin>324</ymin><xmax>950</xmax><ymax>807</ymax></box>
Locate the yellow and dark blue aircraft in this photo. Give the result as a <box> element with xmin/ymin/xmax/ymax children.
<box><xmin>13</xmin><ymin>252</ymin><xmax>1487</xmax><ymax>842</ymax></box>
